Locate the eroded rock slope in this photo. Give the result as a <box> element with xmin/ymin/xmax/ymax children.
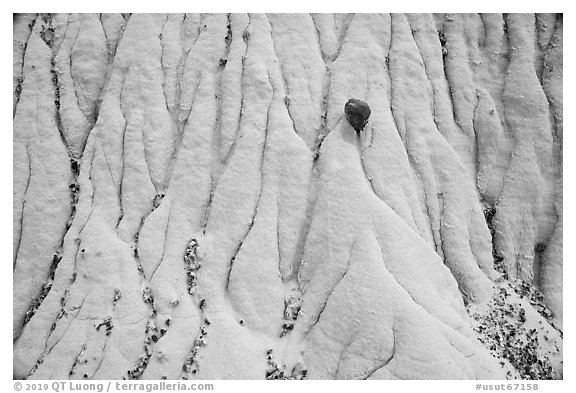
<box><xmin>13</xmin><ymin>13</ymin><xmax>563</xmax><ymax>380</ymax></box>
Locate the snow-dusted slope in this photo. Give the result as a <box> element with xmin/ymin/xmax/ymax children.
<box><xmin>13</xmin><ymin>13</ymin><xmax>562</xmax><ymax>380</ymax></box>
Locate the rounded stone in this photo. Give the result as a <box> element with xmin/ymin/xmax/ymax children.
<box><xmin>344</xmin><ymin>98</ymin><xmax>371</xmax><ymax>132</ymax></box>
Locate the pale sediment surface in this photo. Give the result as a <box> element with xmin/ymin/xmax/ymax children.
<box><xmin>13</xmin><ymin>13</ymin><xmax>562</xmax><ymax>380</ymax></box>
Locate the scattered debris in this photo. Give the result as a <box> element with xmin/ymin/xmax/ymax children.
<box><xmin>284</xmin><ymin>293</ymin><xmax>302</xmax><ymax>321</ymax></box>
<box><xmin>152</xmin><ymin>193</ymin><xmax>164</xmax><ymax>209</ymax></box>
<box><xmin>182</xmin><ymin>358</ymin><xmax>199</xmax><ymax>376</ymax></box>
<box><xmin>224</xmin><ymin>23</ymin><xmax>232</xmax><ymax>45</ymax></box>
<box><xmin>69</xmin><ymin>179</ymin><xmax>80</xmax><ymax>203</ymax></box>
<box><xmin>438</xmin><ymin>31</ymin><xmax>448</xmax><ymax>57</ymax></box>
<box><xmin>482</xmin><ymin>203</ymin><xmax>508</xmax><ymax>277</ymax></box>
<box><xmin>181</xmin><ymin>319</ymin><xmax>211</xmax><ymax>379</ymax></box>
<box><xmin>23</xmin><ymin>251</ymin><xmax>63</xmax><ymax>324</ymax></box>
<box><xmin>280</xmin><ymin>323</ymin><xmax>294</xmax><ymax>337</ymax></box>
<box><xmin>511</xmin><ymin>279</ymin><xmax>560</xmax><ymax>332</ymax></box>
<box><xmin>280</xmin><ymin>292</ymin><xmax>301</xmax><ymax>337</ymax></box>
<box><xmin>69</xmin><ymin>158</ymin><xmax>80</xmax><ymax>175</ymax></box>
<box><xmin>184</xmin><ymin>239</ymin><xmax>201</xmax><ymax>270</ymax></box>
<box><xmin>23</xmin><ymin>281</ymin><xmax>52</xmax><ymax>324</ymax></box>
<box><xmin>438</xmin><ymin>31</ymin><xmax>447</xmax><ymax>46</ymax></box>
<box><xmin>95</xmin><ymin>317</ymin><xmax>114</xmax><ymax>336</ymax></box>
<box><xmin>126</xmin><ymin>320</ymin><xmax>159</xmax><ymax>380</ymax></box>
<box><xmin>142</xmin><ymin>287</ymin><xmax>154</xmax><ymax>306</ymax></box>
<box><xmin>126</xmin><ymin>353</ymin><xmax>150</xmax><ymax>380</ymax></box>
<box><xmin>15</xmin><ymin>74</ymin><xmax>24</xmax><ymax>97</ymax></box>
<box><xmin>468</xmin><ymin>282</ymin><xmax>560</xmax><ymax>380</ymax></box>
<box><xmin>482</xmin><ymin>203</ymin><xmax>559</xmax><ymax>331</ymax></box>
<box><xmin>39</xmin><ymin>14</ymin><xmax>55</xmax><ymax>47</ymax></box>
<box><xmin>113</xmin><ymin>289</ymin><xmax>122</xmax><ymax>305</ymax></box>
<box><xmin>184</xmin><ymin>239</ymin><xmax>202</xmax><ymax>296</ymax></box>
<box><xmin>265</xmin><ymin>361</ymin><xmax>285</xmax><ymax>379</ymax></box>
<box><xmin>265</xmin><ymin>350</ymin><xmax>308</xmax><ymax>380</ymax></box>
<box><xmin>145</xmin><ymin>321</ymin><xmax>157</xmax><ymax>335</ymax></box>
<box><xmin>68</xmin><ymin>344</ymin><xmax>87</xmax><ymax>377</ymax></box>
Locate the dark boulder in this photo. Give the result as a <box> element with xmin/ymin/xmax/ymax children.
<box><xmin>344</xmin><ymin>98</ymin><xmax>371</xmax><ymax>132</ymax></box>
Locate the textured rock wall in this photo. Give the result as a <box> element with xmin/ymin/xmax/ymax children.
<box><xmin>13</xmin><ymin>13</ymin><xmax>563</xmax><ymax>380</ymax></box>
